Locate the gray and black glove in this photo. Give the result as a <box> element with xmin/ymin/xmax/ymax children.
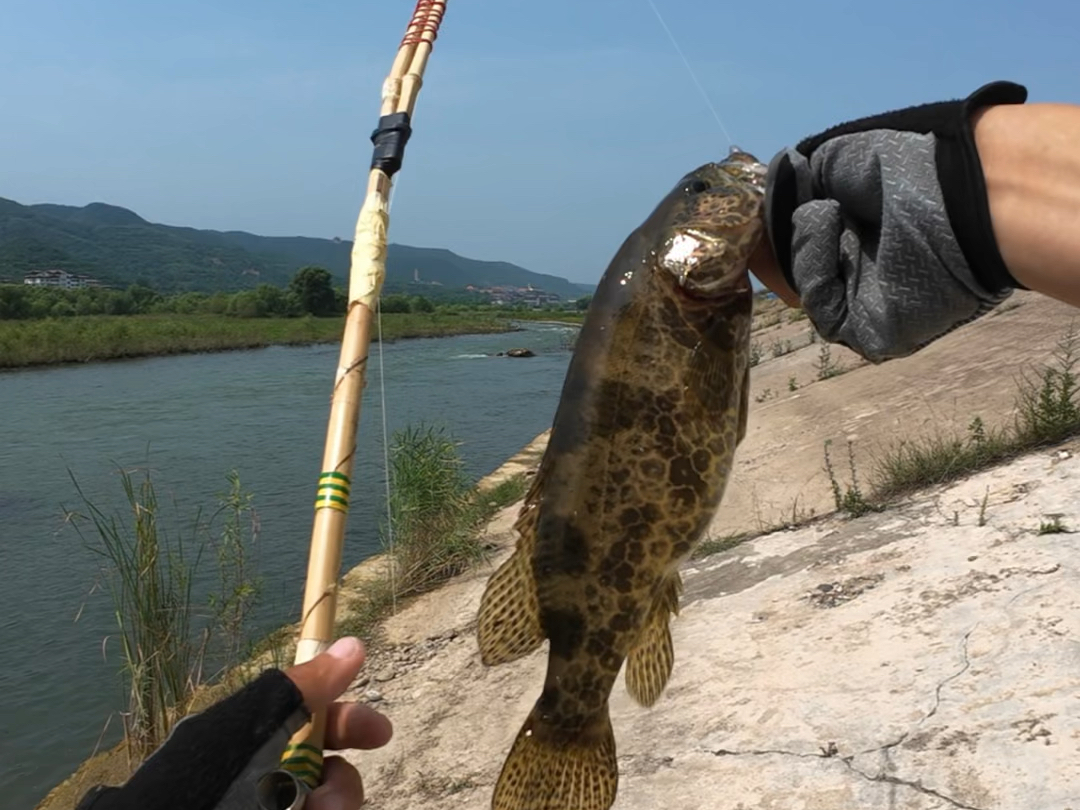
<box><xmin>764</xmin><ymin>80</ymin><xmax>1028</xmax><ymax>363</ymax></box>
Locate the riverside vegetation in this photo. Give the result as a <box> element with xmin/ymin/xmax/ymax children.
<box><xmin>0</xmin><ymin>266</ymin><xmax>587</xmax><ymax>369</ymax></box>
<box><xmin>38</xmin><ymin>422</ymin><xmax>526</xmax><ymax>810</ymax></box>
<box><xmin>693</xmin><ymin>318</ymin><xmax>1080</xmax><ymax>559</ymax></box>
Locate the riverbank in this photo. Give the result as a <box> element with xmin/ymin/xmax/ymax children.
<box><xmin>0</xmin><ymin>311</ymin><xmax>532</xmax><ymax>370</ymax></box>
<box><xmin>32</xmin><ymin>427</ymin><xmax>553</xmax><ymax>810</ymax></box>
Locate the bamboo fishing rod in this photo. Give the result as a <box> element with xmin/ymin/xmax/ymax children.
<box><xmin>256</xmin><ymin>3</ymin><xmax>448</xmax><ymax>808</ymax></box>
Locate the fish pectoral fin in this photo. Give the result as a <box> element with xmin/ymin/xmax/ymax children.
<box><xmin>623</xmin><ymin>573</ymin><xmax>683</xmax><ymax>707</ymax></box>
<box><xmin>686</xmin><ymin>332</ymin><xmax>739</xmax><ymax>410</ymax></box>
<box><xmin>477</xmin><ymin>548</ymin><xmax>545</xmax><ymax>666</ymax></box>
<box><xmin>492</xmin><ymin>706</ymin><xmax>618</xmax><ymax>810</ymax></box>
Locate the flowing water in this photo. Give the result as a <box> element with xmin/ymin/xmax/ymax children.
<box><xmin>0</xmin><ymin>322</ymin><xmax>575</xmax><ymax>808</ymax></box>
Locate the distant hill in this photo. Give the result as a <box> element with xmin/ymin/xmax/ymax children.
<box><xmin>0</xmin><ymin>196</ymin><xmax>595</xmax><ymax>299</ymax></box>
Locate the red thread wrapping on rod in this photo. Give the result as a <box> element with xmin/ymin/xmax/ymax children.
<box><xmin>401</xmin><ymin>0</ymin><xmax>446</xmax><ymax>47</ymax></box>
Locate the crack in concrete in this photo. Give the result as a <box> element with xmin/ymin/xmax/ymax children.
<box><xmin>709</xmin><ymin>746</ymin><xmax>986</xmax><ymax>810</ymax></box>
<box><xmin>711</xmin><ymin>747</ymin><xmax>825</xmax><ymax>761</ymax></box>
<box><xmin>839</xmin><ymin>758</ymin><xmax>988</xmax><ymax>810</ymax></box>
<box><xmin>708</xmin><ymin>628</ymin><xmax>984</xmax><ymax>810</ymax></box>
<box><xmin>925</xmin><ymin>627</ymin><xmax>975</xmax><ymax>723</ymax></box>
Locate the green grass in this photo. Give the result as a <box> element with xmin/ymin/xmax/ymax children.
<box><xmin>0</xmin><ymin>311</ymin><xmax>519</xmax><ymax>369</ymax></box>
<box><xmin>1037</xmin><ymin>516</ymin><xmax>1069</xmax><ymax>535</ymax></box>
<box><xmin>691</xmin><ymin>532</ymin><xmax>752</xmax><ymax>560</ymax></box>
<box><xmin>865</xmin><ymin>323</ymin><xmax>1080</xmax><ymax>505</ymax></box>
<box><xmin>824</xmin><ymin>438</ymin><xmax>879</xmax><ymax>518</ymax></box>
<box><xmin>336</xmin><ymin>424</ymin><xmax>529</xmax><ymax>643</ymax></box>
<box><xmin>65</xmin><ymin>465</ymin><xmax>262</xmax><ymax>761</ymax></box>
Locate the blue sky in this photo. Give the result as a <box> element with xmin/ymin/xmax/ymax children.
<box><xmin>1</xmin><ymin>0</ymin><xmax>1077</xmax><ymax>284</ymax></box>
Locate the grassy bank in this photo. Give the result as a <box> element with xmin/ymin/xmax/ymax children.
<box><xmin>821</xmin><ymin>323</ymin><xmax>1080</xmax><ymax>518</ymax></box>
<box><xmin>35</xmin><ymin>423</ymin><xmax>529</xmax><ymax>810</ymax></box>
<box><xmin>336</xmin><ymin>424</ymin><xmax>528</xmax><ymax>644</ymax></box>
<box><xmin>0</xmin><ymin>311</ymin><xmax>518</xmax><ymax>369</ymax></box>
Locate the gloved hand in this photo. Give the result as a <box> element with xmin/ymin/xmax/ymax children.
<box><xmin>75</xmin><ymin>637</ymin><xmax>391</xmax><ymax>810</ymax></box>
<box><xmin>764</xmin><ymin>80</ymin><xmax>1029</xmax><ymax>363</ymax></box>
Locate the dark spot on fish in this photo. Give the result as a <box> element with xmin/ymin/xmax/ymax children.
<box><xmin>627</xmin><ymin>541</ymin><xmax>646</xmax><ymax>564</ymax></box>
<box><xmin>613</xmin><ymin>562</ymin><xmax>636</xmax><ymax>593</ymax></box>
<box><xmin>591</xmin><ymin>381</ymin><xmax>644</xmax><ymax>439</ymax></box>
<box><xmin>657</xmin><ymin>415</ymin><xmax>677</xmax><ymax>439</ymax></box>
<box><xmin>609</xmin><ymin>611</ymin><xmax>634</xmax><ymax>632</ymax></box>
<box><xmin>541</xmin><ymin>607</ymin><xmax>586</xmax><ymax>658</ymax></box>
<box><xmin>669</xmin><ymin>456</ymin><xmax>703</xmax><ymax>492</ymax></box>
<box><xmin>641</xmin><ymin>503</ymin><xmax>663</xmax><ymax>522</ymax></box>
<box><xmin>671</xmin><ymin>486</ymin><xmax>698</xmax><ymax>509</ymax></box>
<box><xmin>660</xmin><ymin>296</ymin><xmax>688</xmax><ymax>333</ymax></box>
<box><xmin>585</xmin><ymin>627</ymin><xmax>615</xmax><ymax>656</ymax></box>
<box><xmin>600</xmin><ymin>650</ymin><xmax>623</xmax><ymax>672</ymax></box>
<box><xmin>619</xmin><ymin>507</ymin><xmax>641</xmax><ymax>528</ymax></box>
<box><xmin>692</xmin><ymin>448</ymin><xmax>712</xmax><ymax>474</ymax></box>
<box><xmin>538</xmin><ymin>685</ymin><xmax>560</xmax><ymax>713</ymax></box>
<box><xmin>607</xmin><ymin>539</ymin><xmax>629</xmax><ymax>563</ymax></box>
<box><xmin>641</xmin><ymin>458</ymin><xmax>665</xmax><ymax>478</ymax></box>
<box><xmin>536</xmin><ymin>514</ymin><xmax>588</xmax><ymax>576</ymax></box>
<box><xmin>580</xmin><ymin>688</ymin><xmax>604</xmax><ymax>711</ymax></box>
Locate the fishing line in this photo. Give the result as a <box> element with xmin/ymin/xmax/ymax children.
<box><xmin>376</xmin><ymin>179</ymin><xmax>399</xmax><ymax>613</ymax></box>
<box><xmin>643</xmin><ymin>0</ymin><xmax>734</xmax><ymax>146</ymax></box>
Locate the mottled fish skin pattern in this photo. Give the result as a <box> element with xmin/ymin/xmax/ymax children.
<box><xmin>479</xmin><ymin>148</ymin><xmax>767</xmax><ymax>810</ymax></box>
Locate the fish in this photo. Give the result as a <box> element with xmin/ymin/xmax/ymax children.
<box><xmin>475</xmin><ymin>147</ymin><xmax>768</xmax><ymax>810</ymax></box>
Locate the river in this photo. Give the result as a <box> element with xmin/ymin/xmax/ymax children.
<box><xmin>0</xmin><ymin>322</ymin><xmax>575</xmax><ymax>809</ymax></box>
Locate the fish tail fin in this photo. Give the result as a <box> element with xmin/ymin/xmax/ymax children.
<box><xmin>477</xmin><ymin>548</ymin><xmax>544</xmax><ymax>666</ymax></box>
<box><xmin>624</xmin><ymin>573</ymin><xmax>683</xmax><ymax>707</ymax></box>
<box><xmin>492</xmin><ymin>705</ymin><xmax>618</xmax><ymax>810</ymax></box>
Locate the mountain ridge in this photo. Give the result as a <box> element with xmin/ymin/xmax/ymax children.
<box><xmin>0</xmin><ymin>197</ymin><xmax>594</xmax><ymax>298</ymax></box>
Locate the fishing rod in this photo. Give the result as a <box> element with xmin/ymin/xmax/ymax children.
<box><xmin>255</xmin><ymin>3</ymin><xmax>448</xmax><ymax>808</ymax></box>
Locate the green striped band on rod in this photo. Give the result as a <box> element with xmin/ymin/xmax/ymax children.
<box><xmin>279</xmin><ymin>742</ymin><xmax>324</xmax><ymax>788</ymax></box>
<box><xmin>314</xmin><ymin>471</ymin><xmax>351</xmax><ymax>512</ymax></box>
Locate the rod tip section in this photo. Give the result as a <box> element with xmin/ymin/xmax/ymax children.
<box><xmin>257</xmin><ymin>769</ymin><xmax>311</xmax><ymax>810</ymax></box>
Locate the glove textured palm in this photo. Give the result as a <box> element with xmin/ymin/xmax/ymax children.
<box><xmin>765</xmin><ymin>81</ymin><xmax>1028</xmax><ymax>362</ymax></box>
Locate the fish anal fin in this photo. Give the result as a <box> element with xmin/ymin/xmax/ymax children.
<box><xmin>477</xmin><ymin>548</ymin><xmax>544</xmax><ymax>666</ymax></box>
<box><xmin>492</xmin><ymin>706</ymin><xmax>617</xmax><ymax>810</ymax></box>
<box><xmin>624</xmin><ymin>573</ymin><xmax>683</xmax><ymax>707</ymax></box>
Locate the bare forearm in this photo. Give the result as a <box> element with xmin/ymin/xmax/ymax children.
<box><xmin>974</xmin><ymin>102</ymin><xmax>1080</xmax><ymax>306</ymax></box>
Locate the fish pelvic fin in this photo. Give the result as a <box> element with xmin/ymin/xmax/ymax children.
<box><xmin>492</xmin><ymin>706</ymin><xmax>618</xmax><ymax>810</ymax></box>
<box><xmin>624</xmin><ymin>573</ymin><xmax>683</xmax><ymax>707</ymax></box>
<box><xmin>477</xmin><ymin>547</ymin><xmax>544</xmax><ymax>666</ymax></box>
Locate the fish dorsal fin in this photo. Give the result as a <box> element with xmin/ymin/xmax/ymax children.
<box><xmin>623</xmin><ymin>572</ymin><xmax>683</xmax><ymax>707</ymax></box>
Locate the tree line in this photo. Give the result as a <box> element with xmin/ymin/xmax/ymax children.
<box><xmin>0</xmin><ymin>267</ymin><xmax>482</xmax><ymax>320</ymax></box>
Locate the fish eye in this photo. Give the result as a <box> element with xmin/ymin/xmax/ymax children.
<box><xmin>685</xmin><ymin>179</ymin><xmax>709</xmax><ymax>195</ymax></box>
